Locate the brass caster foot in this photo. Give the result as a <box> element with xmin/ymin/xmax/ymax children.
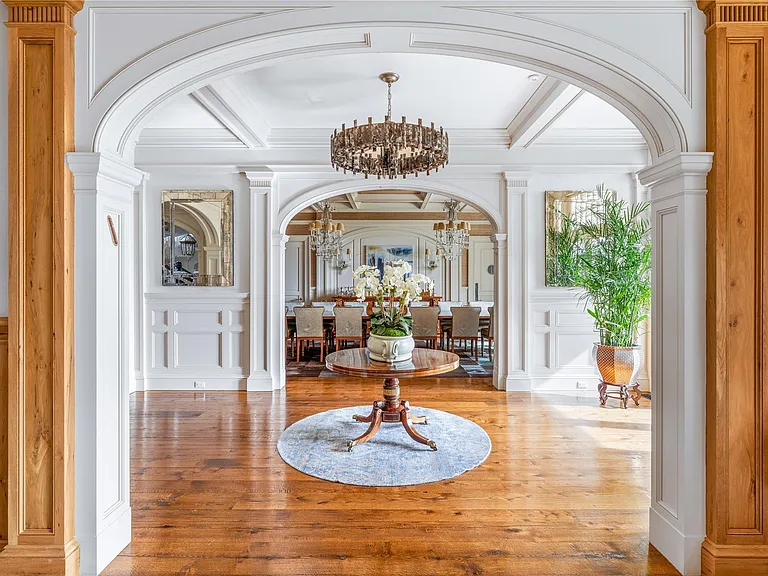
<box><xmin>428</xmin><ymin>440</ymin><xmax>438</xmax><ymax>451</ymax></box>
<box><xmin>347</xmin><ymin>441</ymin><xmax>354</xmax><ymax>452</ymax></box>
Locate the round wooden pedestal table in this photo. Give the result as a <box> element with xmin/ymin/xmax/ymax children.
<box><xmin>325</xmin><ymin>348</ymin><xmax>460</xmax><ymax>452</ymax></box>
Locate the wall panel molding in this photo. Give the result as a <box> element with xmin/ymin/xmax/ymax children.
<box><xmin>145</xmin><ymin>293</ymin><xmax>248</xmax><ymax>390</ymax></box>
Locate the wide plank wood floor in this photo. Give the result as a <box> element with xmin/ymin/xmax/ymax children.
<box><xmin>103</xmin><ymin>377</ymin><xmax>678</xmax><ymax>576</ymax></box>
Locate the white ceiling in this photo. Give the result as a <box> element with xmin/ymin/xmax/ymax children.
<box><xmin>140</xmin><ymin>53</ymin><xmax>645</xmax><ymax>150</ymax></box>
<box><xmin>235</xmin><ymin>54</ymin><xmax>539</xmax><ymax>130</ymax></box>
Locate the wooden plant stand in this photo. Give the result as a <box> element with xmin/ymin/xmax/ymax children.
<box><xmin>598</xmin><ymin>381</ymin><xmax>642</xmax><ymax>409</ymax></box>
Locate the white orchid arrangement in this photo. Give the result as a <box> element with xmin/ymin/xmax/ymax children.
<box><xmin>353</xmin><ymin>260</ymin><xmax>434</xmax><ymax>337</ymax></box>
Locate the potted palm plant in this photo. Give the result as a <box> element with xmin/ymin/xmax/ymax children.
<box><xmin>572</xmin><ymin>192</ymin><xmax>651</xmax><ymax>407</ymax></box>
<box><xmin>353</xmin><ymin>261</ymin><xmax>433</xmax><ymax>362</ymax></box>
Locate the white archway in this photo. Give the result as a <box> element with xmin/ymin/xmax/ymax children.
<box><xmin>78</xmin><ymin>7</ymin><xmax>699</xmax><ymax>163</ymax></box>
<box><xmin>272</xmin><ymin>179</ymin><xmax>511</xmax><ymax>390</ymax></box>
<box><xmin>71</xmin><ymin>6</ymin><xmax>709</xmax><ymax>575</ymax></box>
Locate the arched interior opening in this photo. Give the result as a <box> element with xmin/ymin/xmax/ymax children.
<box><xmin>62</xmin><ymin>9</ymin><xmax>709</xmax><ymax>576</ymax></box>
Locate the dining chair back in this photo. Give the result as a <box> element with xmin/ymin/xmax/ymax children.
<box><xmin>293</xmin><ymin>306</ymin><xmax>327</xmax><ymax>361</ymax></box>
<box><xmin>411</xmin><ymin>307</ymin><xmax>441</xmax><ymax>349</ymax></box>
<box><xmin>450</xmin><ymin>306</ymin><xmax>482</xmax><ymax>360</ymax></box>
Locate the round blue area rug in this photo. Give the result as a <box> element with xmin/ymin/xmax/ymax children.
<box><xmin>277</xmin><ymin>406</ymin><xmax>491</xmax><ymax>486</ymax></box>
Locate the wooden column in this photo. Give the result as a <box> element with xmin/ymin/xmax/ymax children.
<box><xmin>1</xmin><ymin>316</ymin><xmax>8</xmax><ymax>554</ymax></box>
<box><xmin>698</xmin><ymin>2</ymin><xmax>768</xmax><ymax>575</ymax></box>
<box><xmin>0</xmin><ymin>1</ymin><xmax>82</xmax><ymax>575</ymax></box>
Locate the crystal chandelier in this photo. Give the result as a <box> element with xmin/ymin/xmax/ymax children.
<box><xmin>433</xmin><ymin>200</ymin><xmax>470</xmax><ymax>261</ymax></box>
<box><xmin>330</xmin><ymin>72</ymin><xmax>449</xmax><ymax>179</ymax></box>
<box><xmin>309</xmin><ymin>202</ymin><xmax>344</xmax><ymax>262</ymax></box>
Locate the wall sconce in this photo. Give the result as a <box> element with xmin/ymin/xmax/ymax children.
<box><xmin>337</xmin><ymin>247</ymin><xmax>352</xmax><ymax>270</ymax></box>
<box><xmin>425</xmin><ymin>247</ymin><xmax>439</xmax><ymax>270</ymax></box>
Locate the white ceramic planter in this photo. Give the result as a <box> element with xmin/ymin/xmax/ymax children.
<box><xmin>367</xmin><ymin>333</ymin><xmax>415</xmax><ymax>363</ymax></box>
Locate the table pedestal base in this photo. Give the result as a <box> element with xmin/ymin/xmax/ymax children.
<box><xmin>348</xmin><ymin>377</ymin><xmax>437</xmax><ymax>451</ymax></box>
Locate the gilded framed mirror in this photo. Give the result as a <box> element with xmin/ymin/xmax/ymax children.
<box><xmin>545</xmin><ymin>187</ymin><xmax>614</xmax><ymax>287</ymax></box>
<box><xmin>162</xmin><ymin>190</ymin><xmax>234</xmax><ymax>286</ymax></box>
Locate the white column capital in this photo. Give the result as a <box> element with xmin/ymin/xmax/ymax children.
<box><xmin>272</xmin><ymin>233</ymin><xmax>290</xmax><ymax>247</ymax></box>
<box><xmin>67</xmin><ymin>151</ymin><xmax>147</xmax><ymax>194</ymax></box>
<box><xmin>242</xmin><ymin>167</ymin><xmax>274</xmax><ymax>193</ymax></box>
<box><xmin>637</xmin><ymin>152</ymin><xmax>713</xmax><ymax>191</ymax></box>
<box><xmin>492</xmin><ymin>233</ymin><xmax>508</xmax><ymax>247</ymax></box>
<box><xmin>502</xmin><ymin>171</ymin><xmax>531</xmax><ymax>192</ymax></box>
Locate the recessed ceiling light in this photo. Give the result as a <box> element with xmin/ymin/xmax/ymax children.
<box><xmin>528</xmin><ymin>74</ymin><xmax>540</xmax><ymax>82</ymax></box>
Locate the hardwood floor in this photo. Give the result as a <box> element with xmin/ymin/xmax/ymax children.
<box><xmin>103</xmin><ymin>377</ymin><xmax>678</xmax><ymax>576</ymax></box>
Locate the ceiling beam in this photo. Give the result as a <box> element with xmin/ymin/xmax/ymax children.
<box><xmin>191</xmin><ymin>77</ymin><xmax>270</xmax><ymax>149</ymax></box>
<box><xmin>419</xmin><ymin>192</ymin><xmax>433</xmax><ymax>210</ymax></box>
<box><xmin>346</xmin><ymin>193</ymin><xmax>360</xmax><ymax>210</ymax></box>
<box><xmin>506</xmin><ymin>77</ymin><xmax>584</xmax><ymax>148</ymax></box>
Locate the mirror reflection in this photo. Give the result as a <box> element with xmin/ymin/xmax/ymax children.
<box><xmin>545</xmin><ymin>187</ymin><xmax>612</xmax><ymax>287</ymax></box>
<box><xmin>162</xmin><ymin>190</ymin><xmax>234</xmax><ymax>286</ymax></box>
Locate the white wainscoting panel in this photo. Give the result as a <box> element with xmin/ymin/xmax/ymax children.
<box><xmin>145</xmin><ymin>293</ymin><xmax>248</xmax><ymax>389</ymax></box>
<box><xmin>529</xmin><ymin>289</ymin><xmax>600</xmax><ymax>391</ymax></box>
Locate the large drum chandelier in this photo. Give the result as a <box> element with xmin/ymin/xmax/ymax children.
<box><xmin>433</xmin><ymin>200</ymin><xmax>470</xmax><ymax>261</ymax></box>
<box><xmin>309</xmin><ymin>202</ymin><xmax>344</xmax><ymax>262</ymax></box>
<box><xmin>330</xmin><ymin>72</ymin><xmax>449</xmax><ymax>179</ymax></box>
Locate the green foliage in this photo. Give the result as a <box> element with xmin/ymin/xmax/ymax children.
<box><xmin>574</xmin><ymin>194</ymin><xmax>651</xmax><ymax>347</ymax></box>
<box><xmin>546</xmin><ymin>213</ymin><xmax>581</xmax><ymax>287</ymax></box>
<box><xmin>370</xmin><ymin>308</ymin><xmax>413</xmax><ymax>337</ymax></box>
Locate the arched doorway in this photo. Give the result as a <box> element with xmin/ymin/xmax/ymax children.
<box><xmin>275</xmin><ymin>181</ymin><xmax>507</xmax><ymax>388</ymax></box>
<box><xmin>67</xmin><ymin>8</ymin><xmax>708</xmax><ymax>575</ymax></box>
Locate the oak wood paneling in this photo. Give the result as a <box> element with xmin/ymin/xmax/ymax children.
<box><xmin>0</xmin><ymin>317</ymin><xmax>8</xmax><ymax>551</ymax></box>
<box><xmin>699</xmin><ymin>1</ymin><xmax>768</xmax><ymax>573</ymax></box>
<box><xmin>1</xmin><ymin>2</ymin><xmax>83</xmax><ymax>574</ymax></box>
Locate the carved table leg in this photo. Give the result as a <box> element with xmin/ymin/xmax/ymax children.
<box><xmin>630</xmin><ymin>384</ymin><xmax>642</xmax><ymax>406</ymax></box>
<box><xmin>400</xmin><ymin>408</ymin><xmax>437</xmax><ymax>451</ymax></box>
<box><xmin>352</xmin><ymin>401</ymin><xmax>379</xmax><ymax>423</ymax></box>
<box><xmin>347</xmin><ymin>407</ymin><xmax>383</xmax><ymax>451</ymax></box>
<box><xmin>598</xmin><ymin>381</ymin><xmax>608</xmax><ymax>406</ymax></box>
<box><xmin>620</xmin><ymin>384</ymin><xmax>629</xmax><ymax>409</ymax></box>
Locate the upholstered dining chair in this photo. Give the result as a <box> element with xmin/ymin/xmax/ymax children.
<box><xmin>480</xmin><ymin>305</ymin><xmax>495</xmax><ymax>361</ymax></box>
<box><xmin>293</xmin><ymin>306</ymin><xmax>326</xmax><ymax>361</ymax></box>
<box><xmin>333</xmin><ymin>306</ymin><xmax>365</xmax><ymax>350</ymax></box>
<box><xmin>438</xmin><ymin>301</ymin><xmax>462</xmax><ymax>349</ymax></box>
<box><xmin>411</xmin><ymin>307</ymin><xmax>441</xmax><ymax>349</ymax></box>
<box><xmin>285</xmin><ymin>308</ymin><xmax>296</xmax><ymax>359</ymax></box>
<box><xmin>450</xmin><ymin>306</ymin><xmax>482</xmax><ymax>361</ymax></box>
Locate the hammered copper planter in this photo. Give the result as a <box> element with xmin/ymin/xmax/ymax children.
<box><xmin>594</xmin><ymin>344</ymin><xmax>642</xmax><ymax>408</ymax></box>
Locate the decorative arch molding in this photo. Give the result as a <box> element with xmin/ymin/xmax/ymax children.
<box><xmin>80</xmin><ymin>4</ymin><xmax>700</xmax><ymax>163</ymax></box>
<box><xmin>277</xmin><ymin>178</ymin><xmax>503</xmax><ymax>236</ymax></box>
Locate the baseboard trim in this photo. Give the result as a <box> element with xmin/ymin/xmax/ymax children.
<box><xmin>145</xmin><ymin>377</ymin><xmax>246</xmax><ymax>391</ymax></box>
<box><xmin>504</xmin><ymin>375</ymin><xmax>532</xmax><ymax>391</ymax></box>
<box><xmin>649</xmin><ymin>505</ymin><xmax>703</xmax><ymax>575</ymax></box>
<box><xmin>95</xmin><ymin>506</ymin><xmax>131</xmax><ymax>576</ymax></box>
<box><xmin>247</xmin><ymin>373</ymin><xmax>276</xmax><ymax>391</ymax></box>
<box><xmin>701</xmin><ymin>539</ymin><xmax>768</xmax><ymax>576</ymax></box>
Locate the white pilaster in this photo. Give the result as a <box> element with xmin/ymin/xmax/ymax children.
<box><xmin>67</xmin><ymin>152</ymin><xmax>146</xmax><ymax>576</ymax></box>
<box><xmin>501</xmin><ymin>172</ymin><xmax>531</xmax><ymax>391</ymax></box>
<box><xmin>637</xmin><ymin>152</ymin><xmax>712</xmax><ymax>576</ymax></box>
<box><xmin>244</xmin><ymin>169</ymin><xmax>282</xmax><ymax>391</ymax></box>
<box><xmin>491</xmin><ymin>233</ymin><xmax>508</xmax><ymax>390</ymax></box>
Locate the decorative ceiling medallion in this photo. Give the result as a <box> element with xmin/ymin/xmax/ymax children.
<box><xmin>330</xmin><ymin>72</ymin><xmax>449</xmax><ymax>179</ymax></box>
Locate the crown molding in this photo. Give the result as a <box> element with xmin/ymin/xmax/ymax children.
<box><xmin>136</xmin><ymin>128</ymin><xmax>248</xmax><ymax>149</ymax></box>
<box><xmin>532</xmin><ymin>127</ymin><xmax>648</xmax><ymax>149</ymax></box>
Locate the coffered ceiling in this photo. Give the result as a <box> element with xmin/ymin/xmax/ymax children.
<box><xmin>138</xmin><ymin>53</ymin><xmax>645</xmax><ymax>152</ymax></box>
<box><xmin>295</xmin><ymin>191</ymin><xmax>485</xmax><ymax>215</ymax></box>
